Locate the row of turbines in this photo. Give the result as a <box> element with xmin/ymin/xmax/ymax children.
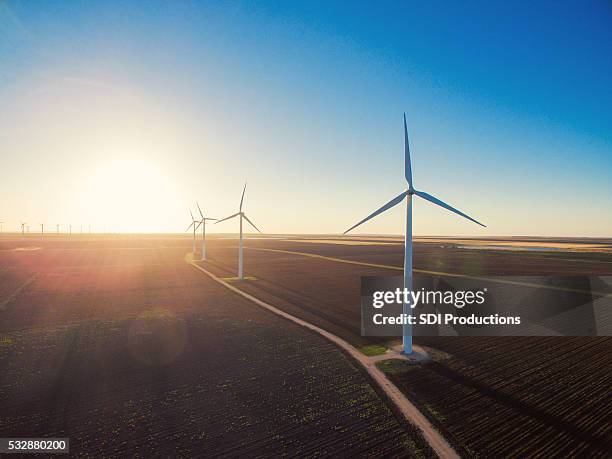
<box><xmin>186</xmin><ymin>182</ymin><xmax>261</xmax><ymax>280</ymax></box>
<box><xmin>187</xmin><ymin>114</ymin><xmax>485</xmax><ymax>355</ymax></box>
<box><xmin>0</xmin><ymin>223</ymin><xmax>93</xmax><ymax>236</ymax></box>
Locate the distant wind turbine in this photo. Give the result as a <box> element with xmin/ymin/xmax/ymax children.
<box><xmin>56</xmin><ymin>224</ymin><xmax>60</xmax><ymax>234</ymax></box>
<box><xmin>195</xmin><ymin>202</ymin><xmax>217</xmax><ymax>261</ymax></box>
<box><xmin>20</xmin><ymin>222</ymin><xmax>26</xmax><ymax>235</ymax></box>
<box><xmin>40</xmin><ymin>223</ymin><xmax>44</xmax><ymax>237</ymax></box>
<box><xmin>69</xmin><ymin>224</ymin><xmax>72</xmax><ymax>236</ymax></box>
<box><xmin>344</xmin><ymin>114</ymin><xmax>485</xmax><ymax>355</ymax></box>
<box><xmin>0</xmin><ymin>221</ymin><xmax>3</xmax><ymax>234</ymax></box>
<box><xmin>216</xmin><ymin>183</ymin><xmax>261</xmax><ymax>280</ymax></box>
<box><xmin>185</xmin><ymin>210</ymin><xmax>200</xmax><ymax>254</ymax></box>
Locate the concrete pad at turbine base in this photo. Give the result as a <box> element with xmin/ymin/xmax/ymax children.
<box><xmin>370</xmin><ymin>344</ymin><xmax>431</xmax><ymax>364</ymax></box>
<box><xmin>221</xmin><ymin>276</ymin><xmax>258</xmax><ymax>282</ymax></box>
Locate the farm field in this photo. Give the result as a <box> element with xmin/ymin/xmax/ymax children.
<box><xmin>197</xmin><ymin>235</ymin><xmax>612</xmax><ymax>457</ymax></box>
<box><xmin>0</xmin><ymin>235</ymin><xmax>431</xmax><ymax>457</ymax></box>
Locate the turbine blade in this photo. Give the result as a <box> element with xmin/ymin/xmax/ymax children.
<box><xmin>239</xmin><ymin>182</ymin><xmax>247</xmax><ymax>212</ymax></box>
<box><xmin>404</xmin><ymin>113</ymin><xmax>413</xmax><ymax>189</ymax></box>
<box><xmin>185</xmin><ymin>222</ymin><xmax>194</xmax><ymax>232</ymax></box>
<box><xmin>195</xmin><ymin>220</ymin><xmax>203</xmax><ymax>231</ymax></box>
<box><xmin>205</xmin><ymin>217</ymin><xmax>218</xmax><ymax>221</ymax></box>
<box><xmin>414</xmin><ymin>190</ymin><xmax>486</xmax><ymax>227</ymax></box>
<box><xmin>189</xmin><ymin>209</ymin><xmax>195</xmax><ymax>221</ymax></box>
<box><xmin>344</xmin><ymin>191</ymin><xmax>407</xmax><ymax>234</ymax></box>
<box><xmin>196</xmin><ymin>201</ymin><xmax>204</xmax><ymax>219</ymax></box>
<box><xmin>215</xmin><ymin>212</ymin><xmax>240</xmax><ymax>224</ymax></box>
<box><xmin>242</xmin><ymin>214</ymin><xmax>262</xmax><ymax>233</ymax></box>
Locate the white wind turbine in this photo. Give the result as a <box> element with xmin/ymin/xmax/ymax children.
<box><xmin>20</xmin><ymin>222</ymin><xmax>26</xmax><ymax>235</ymax></box>
<box><xmin>216</xmin><ymin>183</ymin><xmax>261</xmax><ymax>280</ymax></box>
<box><xmin>185</xmin><ymin>210</ymin><xmax>199</xmax><ymax>255</ymax></box>
<box><xmin>344</xmin><ymin>114</ymin><xmax>485</xmax><ymax>355</ymax></box>
<box><xmin>195</xmin><ymin>202</ymin><xmax>217</xmax><ymax>261</ymax></box>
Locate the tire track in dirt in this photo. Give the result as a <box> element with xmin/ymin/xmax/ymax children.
<box><xmin>0</xmin><ymin>274</ymin><xmax>39</xmax><ymax>311</ymax></box>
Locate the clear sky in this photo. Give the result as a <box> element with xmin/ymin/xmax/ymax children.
<box><xmin>1</xmin><ymin>1</ymin><xmax>611</xmax><ymax>236</ymax></box>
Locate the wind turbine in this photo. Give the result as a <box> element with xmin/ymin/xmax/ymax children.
<box><xmin>185</xmin><ymin>210</ymin><xmax>199</xmax><ymax>254</ymax></box>
<box><xmin>20</xmin><ymin>222</ymin><xmax>26</xmax><ymax>235</ymax></box>
<box><xmin>0</xmin><ymin>221</ymin><xmax>3</xmax><ymax>234</ymax></box>
<box><xmin>56</xmin><ymin>224</ymin><xmax>60</xmax><ymax>234</ymax></box>
<box><xmin>69</xmin><ymin>224</ymin><xmax>72</xmax><ymax>236</ymax></box>
<box><xmin>216</xmin><ymin>183</ymin><xmax>262</xmax><ymax>280</ymax></box>
<box><xmin>195</xmin><ymin>202</ymin><xmax>217</xmax><ymax>261</ymax></box>
<box><xmin>40</xmin><ymin>223</ymin><xmax>44</xmax><ymax>237</ymax></box>
<box><xmin>344</xmin><ymin>114</ymin><xmax>485</xmax><ymax>355</ymax></box>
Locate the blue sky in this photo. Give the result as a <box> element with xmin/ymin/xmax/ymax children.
<box><xmin>1</xmin><ymin>1</ymin><xmax>611</xmax><ymax>235</ymax></box>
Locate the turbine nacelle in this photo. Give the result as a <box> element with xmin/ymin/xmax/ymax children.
<box><xmin>196</xmin><ymin>201</ymin><xmax>217</xmax><ymax>226</ymax></box>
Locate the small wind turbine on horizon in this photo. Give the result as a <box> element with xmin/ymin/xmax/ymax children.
<box><xmin>40</xmin><ymin>223</ymin><xmax>44</xmax><ymax>237</ymax></box>
<box><xmin>195</xmin><ymin>202</ymin><xmax>217</xmax><ymax>261</ymax></box>
<box><xmin>216</xmin><ymin>183</ymin><xmax>262</xmax><ymax>280</ymax></box>
<box><xmin>185</xmin><ymin>210</ymin><xmax>200</xmax><ymax>254</ymax></box>
<box><xmin>344</xmin><ymin>114</ymin><xmax>485</xmax><ymax>355</ymax></box>
<box><xmin>20</xmin><ymin>222</ymin><xmax>26</xmax><ymax>235</ymax></box>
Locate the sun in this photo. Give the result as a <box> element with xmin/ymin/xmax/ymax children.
<box><xmin>79</xmin><ymin>158</ymin><xmax>179</xmax><ymax>232</ymax></box>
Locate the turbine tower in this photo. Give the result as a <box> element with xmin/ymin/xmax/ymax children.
<box><xmin>196</xmin><ymin>202</ymin><xmax>217</xmax><ymax>261</ymax></box>
<box><xmin>56</xmin><ymin>224</ymin><xmax>60</xmax><ymax>234</ymax></box>
<box><xmin>216</xmin><ymin>183</ymin><xmax>261</xmax><ymax>280</ymax></box>
<box><xmin>185</xmin><ymin>210</ymin><xmax>199</xmax><ymax>254</ymax></box>
<box><xmin>40</xmin><ymin>223</ymin><xmax>44</xmax><ymax>237</ymax></box>
<box><xmin>344</xmin><ymin>114</ymin><xmax>485</xmax><ymax>355</ymax></box>
<box><xmin>20</xmin><ymin>222</ymin><xmax>26</xmax><ymax>235</ymax></box>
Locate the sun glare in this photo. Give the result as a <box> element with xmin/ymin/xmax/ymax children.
<box><xmin>79</xmin><ymin>158</ymin><xmax>179</xmax><ymax>232</ymax></box>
